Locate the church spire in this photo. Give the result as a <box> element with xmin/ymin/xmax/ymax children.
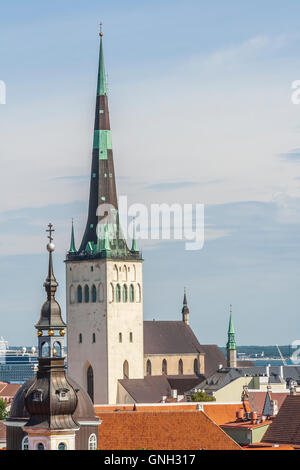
<box><xmin>226</xmin><ymin>305</ymin><xmax>237</xmax><ymax>368</ymax></box>
<box><xmin>69</xmin><ymin>219</ymin><xmax>77</xmax><ymax>254</ymax></box>
<box><xmin>182</xmin><ymin>288</ymin><xmax>190</xmax><ymax>325</ymax></box>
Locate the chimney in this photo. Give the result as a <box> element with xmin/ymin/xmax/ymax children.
<box><xmin>161</xmin><ymin>395</ymin><xmax>167</xmax><ymax>403</ymax></box>
<box><xmin>171</xmin><ymin>389</ymin><xmax>178</xmax><ymax>399</ymax></box>
<box><xmin>270</xmin><ymin>400</ymin><xmax>278</xmax><ymax>416</ymax></box>
<box><xmin>265</xmin><ymin>364</ymin><xmax>270</xmax><ymax>378</ymax></box>
<box><xmin>279</xmin><ymin>365</ymin><xmax>283</xmax><ymax>379</ymax></box>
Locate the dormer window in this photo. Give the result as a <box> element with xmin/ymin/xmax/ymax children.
<box><xmin>32</xmin><ymin>389</ymin><xmax>43</xmax><ymax>402</ymax></box>
<box><xmin>56</xmin><ymin>388</ymin><xmax>69</xmax><ymax>402</ymax></box>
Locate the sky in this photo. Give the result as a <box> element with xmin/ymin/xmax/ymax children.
<box><xmin>1</xmin><ymin>0</ymin><xmax>300</xmax><ymax>346</ymax></box>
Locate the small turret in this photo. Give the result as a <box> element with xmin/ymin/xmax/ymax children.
<box><xmin>68</xmin><ymin>219</ymin><xmax>77</xmax><ymax>254</ymax></box>
<box><xmin>226</xmin><ymin>305</ymin><xmax>237</xmax><ymax>368</ymax></box>
<box><xmin>182</xmin><ymin>288</ymin><xmax>190</xmax><ymax>325</ymax></box>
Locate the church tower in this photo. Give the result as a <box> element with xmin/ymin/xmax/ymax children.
<box><xmin>226</xmin><ymin>306</ymin><xmax>237</xmax><ymax>368</ymax></box>
<box><xmin>65</xmin><ymin>27</ymin><xmax>144</xmax><ymax>404</ymax></box>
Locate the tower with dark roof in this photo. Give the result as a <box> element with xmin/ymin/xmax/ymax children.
<box><xmin>5</xmin><ymin>225</ymin><xmax>100</xmax><ymax>450</ymax></box>
<box><xmin>226</xmin><ymin>306</ymin><xmax>237</xmax><ymax>368</ymax></box>
<box><xmin>182</xmin><ymin>288</ymin><xmax>190</xmax><ymax>325</ymax></box>
<box><xmin>65</xmin><ymin>28</ymin><xmax>144</xmax><ymax>404</ymax></box>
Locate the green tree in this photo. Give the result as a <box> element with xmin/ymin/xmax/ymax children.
<box><xmin>190</xmin><ymin>391</ymin><xmax>216</xmax><ymax>402</ymax></box>
<box><xmin>0</xmin><ymin>398</ymin><xmax>8</xmax><ymax>420</ymax></box>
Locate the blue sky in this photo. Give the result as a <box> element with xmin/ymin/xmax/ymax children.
<box><xmin>1</xmin><ymin>0</ymin><xmax>300</xmax><ymax>346</ymax></box>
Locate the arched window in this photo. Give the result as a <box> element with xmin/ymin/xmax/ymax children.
<box><xmin>129</xmin><ymin>332</ymin><xmax>133</xmax><ymax>343</ymax></box>
<box><xmin>122</xmin><ymin>284</ymin><xmax>128</xmax><ymax>303</ymax></box>
<box><xmin>58</xmin><ymin>442</ymin><xmax>67</xmax><ymax>450</ymax></box>
<box><xmin>122</xmin><ymin>265</ymin><xmax>127</xmax><ymax>282</ymax></box>
<box><xmin>162</xmin><ymin>359</ymin><xmax>167</xmax><ymax>375</ymax></box>
<box><xmin>136</xmin><ymin>284</ymin><xmax>141</xmax><ymax>303</ymax></box>
<box><xmin>92</xmin><ymin>333</ymin><xmax>96</xmax><ymax>344</ymax></box>
<box><xmin>119</xmin><ymin>332</ymin><xmax>122</xmax><ymax>343</ymax></box>
<box><xmin>98</xmin><ymin>282</ymin><xmax>104</xmax><ymax>302</ymax></box>
<box><xmin>109</xmin><ymin>283</ymin><xmax>114</xmax><ymax>302</ymax></box>
<box><xmin>91</xmin><ymin>285</ymin><xmax>97</xmax><ymax>303</ymax></box>
<box><xmin>79</xmin><ymin>333</ymin><xmax>82</xmax><ymax>344</ymax></box>
<box><xmin>178</xmin><ymin>359</ymin><xmax>183</xmax><ymax>375</ymax></box>
<box><xmin>129</xmin><ymin>284</ymin><xmax>134</xmax><ymax>303</ymax></box>
<box><xmin>84</xmin><ymin>285</ymin><xmax>89</xmax><ymax>303</ymax></box>
<box><xmin>41</xmin><ymin>342</ymin><xmax>50</xmax><ymax>357</ymax></box>
<box><xmin>69</xmin><ymin>285</ymin><xmax>75</xmax><ymax>304</ymax></box>
<box><xmin>146</xmin><ymin>359</ymin><xmax>152</xmax><ymax>376</ymax></box>
<box><xmin>123</xmin><ymin>360</ymin><xmax>129</xmax><ymax>379</ymax></box>
<box><xmin>37</xmin><ymin>442</ymin><xmax>45</xmax><ymax>450</ymax></box>
<box><xmin>88</xmin><ymin>433</ymin><xmax>97</xmax><ymax>450</ymax></box>
<box><xmin>87</xmin><ymin>365</ymin><xmax>94</xmax><ymax>403</ymax></box>
<box><xmin>131</xmin><ymin>265</ymin><xmax>136</xmax><ymax>281</ymax></box>
<box><xmin>53</xmin><ymin>341</ymin><xmax>62</xmax><ymax>357</ymax></box>
<box><xmin>113</xmin><ymin>264</ymin><xmax>118</xmax><ymax>281</ymax></box>
<box><xmin>194</xmin><ymin>358</ymin><xmax>199</xmax><ymax>374</ymax></box>
<box><xmin>22</xmin><ymin>435</ymin><xmax>28</xmax><ymax>450</ymax></box>
<box><xmin>77</xmin><ymin>285</ymin><xmax>82</xmax><ymax>303</ymax></box>
<box><xmin>116</xmin><ymin>284</ymin><xmax>121</xmax><ymax>302</ymax></box>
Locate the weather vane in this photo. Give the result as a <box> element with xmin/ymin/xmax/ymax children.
<box><xmin>99</xmin><ymin>22</ymin><xmax>103</xmax><ymax>37</ymax></box>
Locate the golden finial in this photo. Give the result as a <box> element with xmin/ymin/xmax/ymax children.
<box><xmin>99</xmin><ymin>22</ymin><xmax>103</xmax><ymax>37</ymax></box>
<box><xmin>230</xmin><ymin>304</ymin><xmax>232</xmax><ymax>314</ymax></box>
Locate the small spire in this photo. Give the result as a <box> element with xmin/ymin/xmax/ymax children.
<box><xmin>182</xmin><ymin>287</ymin><xmax>189</xmax><ymax>325</ymax></box>
<box><xmin>101</xmin><ymin>224</ymin><xmax>111</xmax><ymax>253</ymax></box>
<box><xmin>97</xmin><ymin>24</ymin><xmax>107</xmax><ymax>96</ymax></box>
<box><xmin>131</xmin><ymin>221</ymin><xmax>139</xmax><ymax>252</ymax></box>
<box><xmin>183</xmin><ymin>287</ymin><xmax>187</xmax><ymax>306</ymax></box>
<box><xmin>227</xmin><ymin>305</ymin><xmax>236</xmax><ymax>350</ymax></box>
<box><xmin>69</xmin><ymin>219</ymin><xmax>77</xmax><ymax>254</ymax></box>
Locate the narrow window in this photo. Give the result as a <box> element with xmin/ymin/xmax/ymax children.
<box><xmin>178</xmin><ymin>359</ymin><xmax>183</xmax><ymax>375</ymax></box>
<box><xmin>79</xmin><ymin>333</ymin><xmax>82</xmax><ymax>344</ymax></box>
<box><xmin>162</xmin><ymin>359</ymin><xmax>167</xmax><ymax>375</ymax></box>
<box><xmin>91</xmin><ymin>285</ymin><xmax>97</xmax><ymax>303</ymax></box>
<box><xmin>194</xmin><ymin>358</ymin><xmax>199</xmax><ymax>374</ymax></box>
<box><xmin>37</xmin><ymin>443</ymin><xmax>45</xmax><ymax>450</ymax></box>
<box><xmin>119</xmin><ymin>332</ymin><xmax>122</xmax><ymax>343</ymax></box>
<box><xmin>92</xmin><ymin>333</ymin><xmax>96</xmax><ymax>343</ymax></box>
<box><xmin>129</xmin><ymin>284</ymin><xmax>134</xmax><ymax>302</ymax></box>
<box><xmin>88</xmin><ymin>433</ymin><xmax>97</xmax><ymax>450</ymax></box>
<box><xmin>53</xmin><ymin>341</ymin><xmax>62</xmax><ymax>357</ymax></box>
<box><xmin>146</xmin><ymin>359</ymin><xmax>152</xmax><ymax>376</ymax></box>
<box><xmin>116</xmin><ymin>284</ymin><xmax>121</xmax><ymax>302</ymax></box>
<box><xmin>122</xmin><ymin>284</ymin><xmax>128</xmax><ymax>302</ymax></box>
<box><xmin>22</xmin><ymin>436</ymin><xmax>28</xmax><ymax>451</ymax></box>
<box><xmin>77</xmin><ymin>285</ymin><xmax>82</xmax><ymax>303</ymax></box>
<box><xmin>87</xmin><ymin>365</ymin><xmax>94</xmax><ymax>403</ymax></box>
<box><xmin>84</xmin><ymin>285</ymin><xmax>89</xmax><ymax>303</ymax></box>
<box><xmin>129</xmin><ymin>332</ymin><xmax>133</xmax><ymax>343</ymax></box>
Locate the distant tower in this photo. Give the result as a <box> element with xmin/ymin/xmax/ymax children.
<box><xmin>226</xmin><ymin>305</ymin><xmax>237</xmax><ymax>368</ymax></box>
<box><xmin>182</xmin><ymin>288</ymin><xmax>189</xmax><ymax>325</ymax></box>
<box><xmin>24</xmin><ymin>224</ymin><xmax>79</xmax><ymax>450</ymax></box>
<box><xmin>65</xmin><ymin>27</ymin><xmax>144</xmax><ymax>404</ymax></box>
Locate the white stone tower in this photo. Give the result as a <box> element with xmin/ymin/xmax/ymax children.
<box><xmin>65</xmin><ymin>28</ymin><xmax>144</xmax><ymax>404</ymax></box>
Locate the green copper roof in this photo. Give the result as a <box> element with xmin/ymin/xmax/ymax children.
<box><xmin>69</xmin><ymin>220</ymin><xmax>77</xmax><ymax>253</ymax></box>
<box><xmin>97</xmin><ymin>37</ymin><xmax>107</xmax><ymax>96</ymax></box>
<box><xmin>227</xmin><ymin>313</ymin><xmax>236</xmax><ymax>351</ymax></box>
<box><xmin>101</xmin><ymin>224</ymin><xmax>111</xmax><ymax>253</ymax></box>
<box><xmin>131</xmin><ymin>223</ymin><xmax>139</xmax><ymax>252</ymax></box>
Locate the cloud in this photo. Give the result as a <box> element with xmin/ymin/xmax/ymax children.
<box><xmin>279</xmin><ymin>149</ymin><xmax>300</xmax><ymax>162</ymax></box>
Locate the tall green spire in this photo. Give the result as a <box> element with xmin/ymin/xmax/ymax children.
<box><xmin>101</xmin><ymin>224</ymin><xmax>111</xmax><ymax>254</ymax></box>
<box><xmin>69</xmin><ymin>219</ymin><xmax>77</xmax><ymax>254</ymax></box>
<box><xmin>97</xmin><ymin>24</ymin><xmax>107</xmax><ymax>97</ymax></box>
<box><xmin>227</xmin><ymin>306</ymin><xmax>236</xmax><ymax>351</ymax></box>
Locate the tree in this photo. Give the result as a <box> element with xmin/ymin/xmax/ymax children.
<box><xmin>0</xmin><ymin>398</ymin><xmax>8</xmax><ymax>420</ymax></box>
<box><xmin>190</xmin><ymin>391</ymin><xmax>216</xmax><ymax>402</ymax></box>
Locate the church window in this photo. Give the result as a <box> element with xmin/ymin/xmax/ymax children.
<box><xmin>91</xmin><ymin>285</ymin><xmax>97</xmax><ymax>302</ymax></box>
<box><xmin>37</xmin><ymin>443</ymin><xmax>45</xmax><ymax>450</ymax></box>
<box><xmin>123</xmin><ymin>360</ymin><xmax>129</xmax><ymax>379</ymax></box>
<box><xmin>41</xmin><ymin>342</ymin><xmax>50</xmax><ymax>357</ymax></box>
<box><xmin>92</xmin><ymin>333</ymin><xmax>96</xmax><ymax>343</ymax></box>
<box><xmin>116</xmin><ymin>284</ymin><xmax>121</xmax><ymax>302</ymax></box>
<box><xmin>99</xmin><ymin>282</ymin><xmax>104</xmax><ymax>302</ymax></box>
<box><xmin>88</xmin><ymin>433</ymin><xmax>97</xmax><ymax>450</ymax></box>
<box><xmin>178</xmin><ymin>359</ymin><xmax>183</xmax><ymax>375</ymax></box>
<box><xmin>79</xmin><ymin>333</ymin><xmax>82</xmax><ymax>344</ymax></box>
<box><xmin>129</xmin><ymin>332</ymin><xmax>133</xmax><ymax>343</ymax></box>
<box><xmin>122</xmin><ymin>284</ymin><xmax>128</xmax><ymax>302</ymax></box>
<box><xmin>77</xmin><ymin>285</ymin><xmax>83</xmax><ymax>303</ymax></box>
<box><xmin>87</xmin><ymin>365</ymin><xmax>94</xmax><ymax>403</ymax></box>
<box><xmin>129</xmin><ymin>284</ymin><xmax>134</xmax><ymax>302</ymax></box>
<box><xmin>194</xmin><ymin>358</ymin><xmax>199</xmax><ymax>374</ymax></box>
<box><xmin>58</xmin><ymin>442</ymin><xmax>67</xmax><ymax>450</ymax></box>
<box><xmin>122</xmin><ymin>265</ymin><xmax>127</xmax><ymax>281</ymax></box>
<box><xmin>91</xmin><ymin>266</ymin><xmax>94</xmax><ymax>272</ymax></box>
<box><xmin>119</xmin><ymin>332</ymin><xmax>122</xmax><ymax>343</ymax></box>
<box><xmin>162</xmin><ymin>359</ymin><xmax>167</xmax><ymax>375</ymax></box>
<box><xmin>22</xmin><ymin>436</ymin><xmax>28</xmax><ymax>450</ymax></box>
<box><xmin>146</xmin><ymin>359</ymin><xmax>152</xmax><ymax>376</ymax></box>
<box><xmin>84</xmin><ymin>284</ymin><xmax>90</xmax><ymax>303</ymax></box>
<box><xmin>53</xmin><ymin>341</ymin><xmax>62</xmax><ymax>357</ymax></box>
<box><xmin>136</xmin><ymin>284</ymin><xmax>141</xmax><ymax>303</ymax></box>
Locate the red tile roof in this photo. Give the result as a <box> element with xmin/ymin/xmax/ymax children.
<box><xmin>95</xmin><ymin>410</ymin><xmax>242</xmax><ymax>450</ymax></box>
<box><xmin>203</xmin><ymin>402</ymin><xmax>251</xmax><ymax>426</ymax></box>
<box><xmin>248</xmin><ymin>390</ymin><xmax>288</xmax><ymax>416</ymax></box>
<box><xmin>263</xmin><ymin>395</ymin><xmax>300</xmax><ymax>445</ymax></box>
<box><xmin>0</xmin><ymin>383</ymin><xmax>21</xmax><ymax>402</ymax></box>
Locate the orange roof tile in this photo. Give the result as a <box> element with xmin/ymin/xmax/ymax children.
<box><xmin>203</xmin><ymin>403</ymin><xmax>251</xmax><ymax>426</ymax></box>
<box><xmin>95</xmin><ymin>410</ymin><xmax>242</xmax><ymax>450</ymax></box>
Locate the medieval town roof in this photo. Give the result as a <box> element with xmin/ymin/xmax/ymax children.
<box><xmin>262</xmin><ymin>395</ymin><xmax>300</xmax><ymax>446</ymax></box>
<box><xmin>248</xmin><ymin>390</ymin><xmax>289</xmax><ymax>416</ymax></box>
<box><xmin>94</xmin><ymin>409</ymin><xmax>242</xmax><ymax>450</ymax></box>
<box><xmin>144</xmin><ymin>321</ymin><xmax>203</xmax><ymax>355</ymax></box>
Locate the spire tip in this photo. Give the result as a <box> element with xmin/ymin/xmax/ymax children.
<box><xmin>99</xmin><ymin>22</ymin><xmax>103</xmax><ymax>37</ymax></box>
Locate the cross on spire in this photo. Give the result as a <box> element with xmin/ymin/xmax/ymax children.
<box><xmin>99</xmin><ymin>22</ymin><xmax>103</xmax><ymax>37</ymax></box>
<box><xmin>46</xmin><ymin>223</ymin><xmax>55</xmax><ymax>243</ymax></box>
